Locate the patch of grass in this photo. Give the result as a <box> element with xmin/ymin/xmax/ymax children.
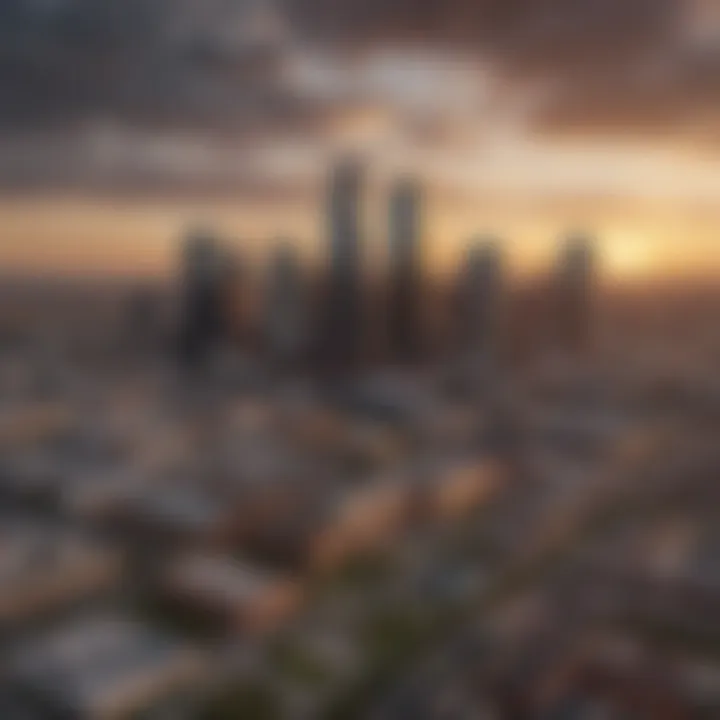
<box><xmin>271</xmin><ymin>641</ymin><xmax>335</xmax><ymax>688</ymax></box>
<box><xmin>362</xmin><ymin>605</ymin><xmax>437</xmax><ymax>667</ymax></box>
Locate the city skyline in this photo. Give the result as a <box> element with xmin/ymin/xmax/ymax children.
<box><xmin>1</xmin><ymin>182</ymin><xmax>718</xmax><ymax>285</ymax></box>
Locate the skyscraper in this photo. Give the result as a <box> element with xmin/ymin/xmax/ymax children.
<box><xmin>219</xmin><ymin>244</ymin><xmax>245</xmax><ymax>343</ymax></box>
<box><xmin>456</xmin><ymin>238</ymin><xmax>505</xmax><ymax>363</ymax></box>
<box><xmin>388</xmin><ymin>177</ymin><xmax>423</xmax><ymax>363</ymax></box>
<box><xmin>556</xmin><ymin>233</ymin><xmax>596</xmax><ymax>356</ymax></box>
<box><xmin>177</xmin><ymin>228</ymin><xmax>226</xmax><ymax>367</ymax></box>
<box><xmin>321</xmin><ymin>158</ymin><xmax>365</xmax><ymax>372</ymax></box>
<box><xmin>264</xmin><ymin>241</ymin><xmax>307</xmax><ymax>369</ymax></box>
<box><xmin>124</xmin><ymin>284</ymin><xmax>161</xmax><ymax>356</ymax></box>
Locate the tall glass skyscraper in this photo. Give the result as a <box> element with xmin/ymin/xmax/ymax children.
<box><xmin>265</xmin><ymin>241</ymin><xmax>306</xmax><ymax>368</ymax></box>
<box><xmin>388</xmin><ymin>177</ymin><xmax>423</xmax><ymax>362</ymax></box>
<box><xmin>322</xmin><ymin>158</ymin><xmax>365</xmax><ymax>372</ymax></box>
<box><xmin>556</xmin><ymin>233</ymin><xmax>596</xmax><ymax>356</ymax></box>
<box><xmin>178</xmin><ymin>229</ymin><xmax>226</xmax><ymax>367</ymax></box>
<box><xmin>457</xmin><ymin>238</ymin><xmax>504</xmax><ymax>361</ymax></box>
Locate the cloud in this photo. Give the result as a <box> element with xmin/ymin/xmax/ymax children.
<box><xmin>0</xmin><ymin>0</ymin><xmax>716</xmax><ymax>194</ymax></box>
<box><xmin>0</xmin><ymin>0</ymin><xmax>713</xmax><ymax>132</ymax></box>
<box><xmin>288</xmin><ymin>0</ymin><xmax>718</xmax><ymax>140</ymax></box>
<box><xmin>0</xmin><ymin>0</ymin><xmax>308</xmax><ymax>130</ymax></box>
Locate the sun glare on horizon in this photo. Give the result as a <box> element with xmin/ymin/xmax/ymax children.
<box><xmin>602</xmin><ymin>235</ymin><xmax>656</xmax><ymax>281</ymax></box>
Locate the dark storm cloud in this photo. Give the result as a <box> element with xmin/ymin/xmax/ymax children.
<box><xmin>0</xmin><ymin>0</ymin><xmax>713</xmax><ymax>133</ymax></box>
<box><xmin>287</xmin><ymin>0</ymin><xmax>718</xmax><ymax>139</ymax></box>
<box><xmin>0</xmin><ymin>0</ymin><xmax>319</xmax><ymax>132</ymax></box>
<box><xmin>0</xmin><ymin>0</ymin><xmax>716</xmax><ymax>193</ymax></box>
<box><xmin>287</xmin><ymin>0</ymin><xmax>677</xmax><ymax>58</ymax></box>
<box><xmin>0</xmin><ymin>0</ymin><xmax>337</xmax><ymax>190</ymax></box>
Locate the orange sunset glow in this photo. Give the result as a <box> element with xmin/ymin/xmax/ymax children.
<box><xmin>1</xmin><ymin>184</ymin><xmax>717</xmax><ymax>283</ymax></box>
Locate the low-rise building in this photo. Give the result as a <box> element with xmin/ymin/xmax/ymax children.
<box><xmin>308</xmin><ymin>478</ymin><xmax>411</xmax><ymax>571</ymax></box>
<box><xmin>119</xmin><ymin>484</ymin><xmax>240</xmax><ymax>550</ymax></box>
<box><xmin>164</xmin><ymin>554</ymin><xmax>302</xmax><ymax>634</ymax></box>
<box><xmin>0</xmin><ymin>522</ymin><xmax>122</xmax><ymax>626</ymax></box>
<box><xmin>9</xmin><ymin>615</ymin><xmax>207</xmax><ymax>720</ymax></box>
<box><xmin>0</xmin><ymin>401</ymin><xmax>74</xmax><ymax>452</ymax></box>
<box><xmin>246</xmin><ymin>476</ymin><xmax>411</xmax><ymax>572</ymax></box>
<box><xmin>0</xmin><ymin>452</ymin><xmax>66</xmax><ymax>508</ymax></box>
<box><xmin>59</xmin><ymin>468</ymin><xmax>150</xmax><ymax>522</ymax></box>
<box><xmin>417</xmin><ymin>456</ymin><xmax>503</xmax><ymax>522</ymax></box>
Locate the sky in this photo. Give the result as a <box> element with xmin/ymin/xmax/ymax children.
<box><xmin>0</xmin><ymin>0</ymin><xmax>718</xmax><ymax>281</ymax></box>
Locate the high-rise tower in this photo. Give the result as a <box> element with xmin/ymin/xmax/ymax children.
<box><xmin>177</xmin><ymin>228</ymin><xmax>225</xmax><ymax>367</ymax></box>
<box><xmin>457</xmin><ymin>238</ymin><xmax>505</xmax><ymax>362</ymax></box>
<box><xmin>321</xmin><ymin>158</ymin><xmax>365</xmax><ymax>372</ymax></box>
<box><xmin>555</xmin><ymin>233</ymin><xmax>596</xmax><ymax>356</ymax></box>
<box><xmin>265</xmin><ymin>241</ymin><xmax>307</xmax><ymax>369</ymax></box>
<box><xmin>388</xmin><ymin>177</ymin><xmax>423</xmax><ymax>363</ymax></box>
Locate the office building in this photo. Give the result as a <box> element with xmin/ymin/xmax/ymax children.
<box><xmin>264</xmin><ymin>241</ymin><xmax>307</xmax><ymax>368</ymax></box>
<box><xmin>388</xmin><ymin>177</ymin><xmax>424</xmax><ymax>362</ymax></box>
<box><xmin>457</xmin><ymin>239</ymin><xmax>504</xmax><ymax>360</ymax></box>
<box><xmin>177</xmin><ymin>229</ymin><xmax>226</xmax><ymax>367</ymax></box>
<box><xmin>556</xmin><ymin>233</ymin><xmax>596</xmax><ymax>356</ymax></box>
<box><xmin>320</xmin><ymin>158</ymin><xmax>365</xmax><ymax>373</ymax></box>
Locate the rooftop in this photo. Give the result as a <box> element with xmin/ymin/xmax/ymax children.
<box><xmin>12</xmin><ymin>615</ymin><xmax>204</xmax><ymax>717</ymax></box>
<box><xmin>0</xmin><ymin>521</ymin><xmax>111</xmax><ymax>588</ymax></box>
<box><xmin>168</xmin><ymin>554</ymin><xmax>291</xmax><ymax>605</ymax></box>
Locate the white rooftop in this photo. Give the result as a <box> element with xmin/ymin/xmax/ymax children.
<box><xmin>169</xmin><ymin>554</ymin><xmax>288</xmax><ymax>605</ymax></box>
